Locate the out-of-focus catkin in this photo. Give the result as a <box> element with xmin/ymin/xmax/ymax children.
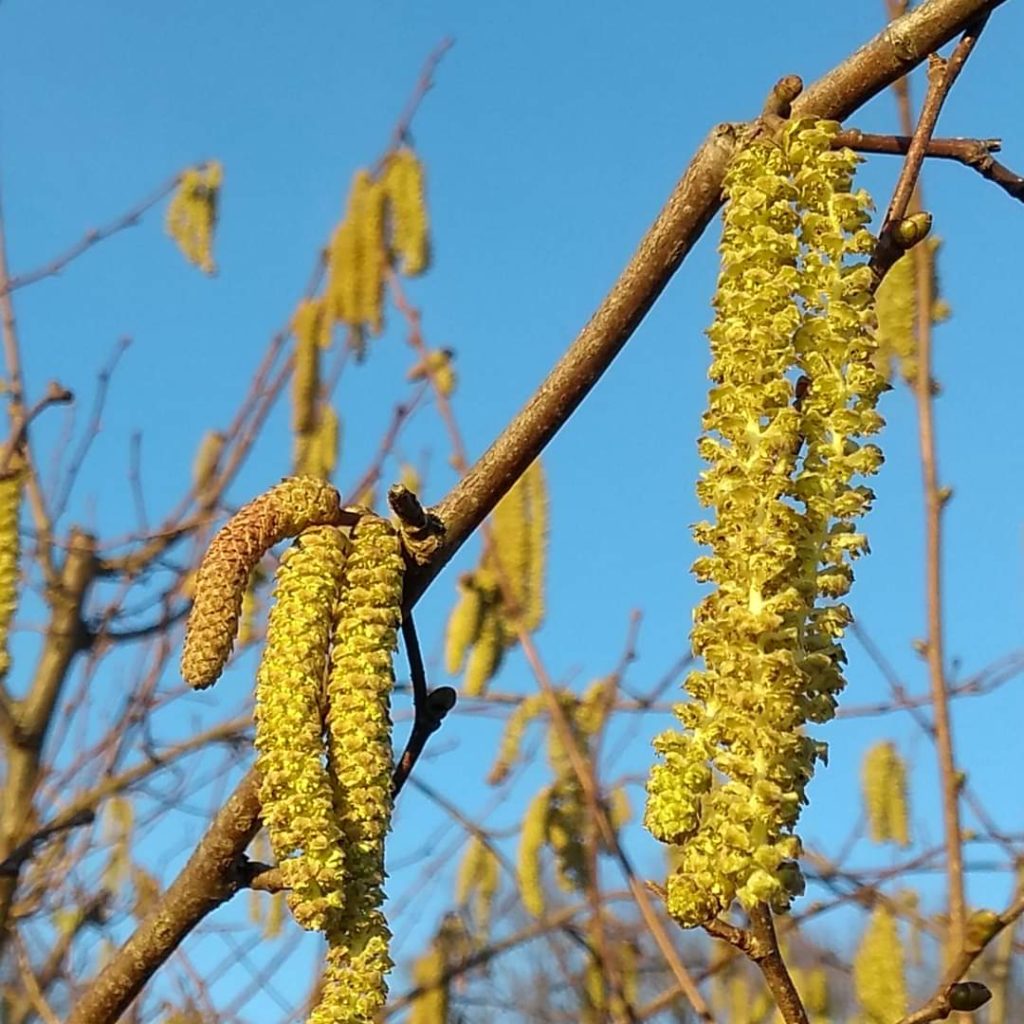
<box><xmin>191</xmin><ymin>431</ymin><xmax>225</xmax><ymax>506</ymax></box>
<box><xmin>862</xmin><ymin>741</ymin><xmax>911</xmax><ymax>847</ymax></box>
<box><xmin>0</xmin><ymin>458</ymin><xmax>23</xmax><ymax>677</ymax></box>
<box><xmin>181</xmin><ymin>476</ymin><xmax>343</xmax><ymax>688</ymax></box>
<box><xmin>518</xmin><ymin>787</ymin><xmax>550</xmax><ymax>917</ymax></box>
<box><xmin>444</xmin><ymin>573</ymin><xmax>485</xmax><ymax>675</ymax></box>
<box><xmin>491</xmin><ymin>459</ymin><xmax>547</xmax><ymax>635</ymax></box>
<box><xmin>292</xmin><ymin>300</ymin><xmax>322</xmax><ymax>435</ymax></box>
<box><xmin>166</xmin><ymin>162</ymin><xmax>222</xmax><ymax>275</ymax></box>
<box><xmin>874</xmin><ymin>237</ymin><xmax>950</xmax><ymax>385</ymax></box>
<box><xmin>854</xmin><ymin>905</ymin><xmax>907</xmax><ymax>1023</ymax></box>
<box><xmin>383</xmin><ymin>147</ymin><xmax>430</xmax><ymax>276</ymax></box>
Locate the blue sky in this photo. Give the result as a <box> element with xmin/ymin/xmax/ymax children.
<box><xmin>2</xmin><ymin>1</ymin><xmax>1022</xmax><ymax>1019</ymax></box>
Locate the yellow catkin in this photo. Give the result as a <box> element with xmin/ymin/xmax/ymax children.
<box><xmin>455</xmin><ymin>834</ymin><xmax>483</xmax><ymax>906</ymax></box>
<box><xmin>854</xmin><ymin>905</ymin><xmax>908</xmax><ymax>1024</ymax></box>
<box><xmin>444</xmin><ymin>573</ymin><xmax>485</xmax><ymax>675</ymax></box>
<box><xmin>236</xmin><ymin>575</ymin><xmax>260</xmax><ymax>648</ymax></box>
<box><xmin>165</xmin><ymin>162</ymin><xmax>222</xmax><ymax>274</ymax></box>
<box><xmin>518</xmin><ymin>787</ymin><xmax>551</xmax><ymax>917</ymax></box>
<box><xmin>408</xmin><ymin>349</ymin><xmax>456</xmax><ymax>399</ymax></box>
<box><xmin>862</xmin><ymin>741</ymin><xmax>911</xmax><ymax>847</ymax></box>
<box><xmin>487</xmin><ymin>693</ymin><xmax>546</xmax><ymax>785</ymax></box>
<box><xmin>0</xmin><ymin>459</ymin><xmax>23</xmax><ymax>677</ymax></box>
<box><xmin>462</xmin><ymin>598</ymin><xmax>505</xmax><ymax>697</ymax></box>
<box><xmin>326</xmin><ymin>170</ymin><xmax>386</xmax><ymax>338</ymax></box>
<box><xmin>292</xmin><ymin>301</ymin><xmax>321</xmax><ymax>435</ymax></box>
<box><xmin>317</xmin><ymin>406</ymin><xmax>340</xmax><ymax>478</ymax></box>
<box><xmin>312</xmin><ymin>516</ymin><xmax>405</xmax><ymax>1022</ymax></box>
<box><xmin>180</xmin><ymin>476</ymin><xmax>343</xmax><ymax>688</ymax></box>
<box><xmin>608</xmin><ymin>785</ymin><xmax>633</xmax><ymax>830</ymax></box>
<box><xmin>191</xmin><ymin>431</ymin><xmax>225</xmax><ymax>506</ymax></box>
<box><xmin>254</xmin><ymin>526</ymin><xmax>349</xmax><ymax>932</ymax></box>
<box><xmin>490</xmin><ymin>459</ymin><xmax>547</xmax><ymax>636</ymax></box>
<box><xmin>383</xmin><ymin>147</ymin><xmax>430</xmax><ymax>276</ymax></box>
<box><xmin>522</xmin><ymin>459</ymin><xmax>547</xmax><ymax>631</ymax></box>
<box><xmin>357</xmin><ymin>175</ymin><xmax>387</xmax><ymax>335</ymax></box>
<box><xmin>874</xmin><ymin>237</ymin><xmax>950</xmax><ymax>385</ymax></box>
<box><xmin>295</xmin><ymin>406</ymin><xmax>341</xmax><ymax>481</ymax></box>
<box><xmin>408</xmin><ymin>946</ymin><xmax>447</xmax><ymax>1024</ymax></box>
<box><xmin>455</xmin><ymin>835</ymin><xmax>499</xmax><ymax>935</ymax></box>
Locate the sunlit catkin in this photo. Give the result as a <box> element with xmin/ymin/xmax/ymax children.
<box><xmin>518</xmin><ymin>787</ymin><xmax>550</xmax><ymax>917</ymax></box>
<box><xmin>314</xmin><ymin>516</ymin><xmax>404</xmax><ymax>1021</ymax></box>
<box><xmin>292</xmin><ymin>300</ymin><xmax>322</xmax><ymax>435</ymax></box>
<box><xmin>463</xmin><ymin>598</ymin><xmax>505</xmax><ymax>697</ymax></box>
<box><xmin>491</xmin><ymin>459</ymin><xmax>548</xmax><ymax>634</ymax></box>
<box><xmin>455</xmin><ymin>834</ymin><xmax>500</xmax><ymax>935</ymax></box>
<box><xmin>862</xmin><ymin>741</ymin><xmax>911</xmax><ymax>847</ymax></box>
<box><xmin>0</xmin><ymin>459</ymin><xmax>23</xmax><ymax>677</ymax></box>
<box><xmin>645</xmin><ymin>119</ymin><xmax>883</xmax><ymax>928</ymax></box>
<box><xmin>181</xmin><ymin>476</ymin><xmax>343</xmax><ymax>688</ymax></box>
<box><xmin>383</xmin><ymin>147</ymin><xmax>430</xmax><ymax>276</ymax></box>
<box><xmin>254</xmin><ymin>527</ymin><xmax>349</xmax><ymax>931</ymax></box>
<box><xmin>854</xmin><ymin>905</ymin><xmax>907</xmax><ymax>1023</ymax></box>
<box><xmin>165</xmin><ymin>162</ymin><xmax>222</xmax><ymax>275</ymax></box>
<box><xmin>326</xmin><ymin>170</ymin><xmax>387</xmax><ymax>339</ymax></box>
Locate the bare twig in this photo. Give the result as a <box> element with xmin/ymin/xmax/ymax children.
<box><xmin>835</xmin><ymin>130</ymin><xmax>1024</xmax><ymax>203</ymax></box>
<box><xmin>0</xmin><ymin>171</ymin><xmax>186</xmax><ymax>297</ymax></box>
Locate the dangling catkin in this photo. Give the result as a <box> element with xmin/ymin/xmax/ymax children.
<box><xmin>181</xmin><ymin>476</ymin><xmax>343</xmax><ymax>688</ymax></box>
<box><xmin>310</xmin><ymin>516</ymin><xmax>404</xmax><ymax>1022</ymax></box>
<box><xmin>0</xmin><ymin>458</ymin><xmax>23</xmax><ymax>677</ymax></box>
<box><xmin>383</xmin><ymin>147</ymin><xmax>430</xmax><ymax>276</ymax></box>
<box><xmin>253</xmin><ymin>526</ymin><xmax>350</xmax><ymax>932</ymax></box>
<box><xmin>165</xmin><ymin>162</ymin><xmax>222</xmax><ymax>274</ymax></box>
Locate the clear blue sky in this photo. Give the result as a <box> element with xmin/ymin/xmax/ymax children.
<box><xmin>2</xmin><ymin>1</ymin><xmax>1022</xmax><ymax>1019</ymax></box>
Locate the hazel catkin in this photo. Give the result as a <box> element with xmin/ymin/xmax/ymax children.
<box><xmin>181</xmin><ymin>476</ymin><xmax>343</xmax><ymax>688</ymax></box>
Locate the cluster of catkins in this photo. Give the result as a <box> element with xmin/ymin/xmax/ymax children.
<box><xmin>491</xmin><ymin>680</ymin><xmax>630</xmax><ymax>916</ymax></box>
<box><xmin>165</xmin><ymin>163</ymin><xmax>223</xmax><ymax>275</ymax></box>
<box><xmin>181</xmin><ymin>477</ymin><xmax>405</xmax><ymax>1023</ymax></box>
<box><xmin>444</xmin><ymin>459</ymin><xmax>547</xmax><ymax>695</ymax></box>
<box><xmin>325</xmin><ymin>148</ymin><xmax>430</xmax><ymax>352</ymax></box>
<box><xmin>645</xmin><ymin>118</ymin><xmax>888</xmax><ymax>927</ymax></box>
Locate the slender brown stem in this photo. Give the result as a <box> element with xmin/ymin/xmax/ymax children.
<box><xmin>835</xmin><ymin>130</ymin><xmax>1024</xmax><ymax>203</ymax></box>
<box><xmin>748</xmin><ymin>906</ymin><xmax>809</xmax><ymax>1024</ymax></box>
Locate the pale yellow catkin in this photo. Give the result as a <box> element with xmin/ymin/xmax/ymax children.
<box><xmin>383</xmin><ymin>147</ymin><xmax>430</xmax><ymax>276</ymax></box>
<box><xmin>518</xmin><ymin>787</ymin><xmax>551</xmax><ymax>917</ymax></box>
<box><xmin>444</xmin><ymin>573</ymin><xmax>485</xmax><ymax>675</ymax></box>
<box><xmin>292</xmin><ymin>301</ymin><xmax>321</xmax><ymax>435</ymax></box>
<box><xmin>0</xmin><ymin>460</ymin><xmax>23</xmax><ymax>677</ymax></box>
<box><xmin>165</xmin><ymin>162</ymin><xmax>222</xmax><ymax>274</ymax></box>
<box><xmin>191</xmin><ymin>431</ymin><xmax>225</xmax><ymax>506</ymax></box>
<box><xmin>462</xmin><ymin>598</ymin><xmax>505</xmax><ymax>697</ymax></box>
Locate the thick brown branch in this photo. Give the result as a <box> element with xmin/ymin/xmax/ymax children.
<box><xmin>64</xmin><ymin>774</ymin><xmax>262</xmax><ymax>1024</ymax></box>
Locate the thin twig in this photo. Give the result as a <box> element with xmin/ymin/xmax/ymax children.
<box><xmin>0</xmin><ymin>171</ymin><xmax>186</xmax><ymax>296</ymax></box>
<box><xmin>836</xmin><ymin>130</ymin><xmax>1024</xmax><ymax>203</ymax></box>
